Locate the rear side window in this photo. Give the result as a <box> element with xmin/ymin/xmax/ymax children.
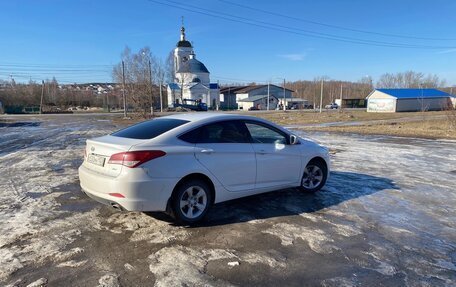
<box><xmin>179</xmin><ymin>120</ymin><xmax>250</xmax><ymax>143</ymax></box>
<box><xmin>178</xmin><ymin>128</ymin><xmax>201</xmax><ymax>144</ymax></box>
<box><xmin>112</xmin><ymin>119</ymin><xmax>189</xmax><ymax>139</ymax></box>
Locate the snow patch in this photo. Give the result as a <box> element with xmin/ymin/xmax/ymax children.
<box><xmin>57</xmin><ymin>260</ymin><xmax>88</xmax><ymax>268</ymax></box>
<box><xmin>321</xmin><ymin>276</ymin><xmax>357</xmax><ymax>287</ymax></box>
<box><xmin>148</xmin><ymin>245</ymin><xmax>287</xmax><ymax>286</ymax></box>
<box><xmin>227</xmin><ymin>261</ymin><xmax>239</xmax><ymax>267</ymax></box>
<box><xmin>104</xmin><ymin>212</ymin><xmax>190</xmax><ymax>244</ymax></box>
<box><xmin>149</xmin><ymin>246</ymin><xmax>234</xmax><ymax>287</ymax></box>
<box><xmin>97</xmin><ymin>273</ymin><xmax>120</xmax><ymax>287</ymax></box>
<box><xmin>26</xmin><ymin>278</ymin><xmax>48</xmax><ymax>287</ymax></box>
<box><xmin>124</xmin><ymin>263</ymin><xmax>135</xmax><ymax>271</ymax></box>
<box><xmin>263</xmin><ymin>223</ymin><xmax>339</xmax><ymax>254</ymax></box>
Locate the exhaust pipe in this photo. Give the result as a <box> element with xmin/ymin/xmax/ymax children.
<box><xmin>111</xmin><ymin>203</ymin><xmax>122</xmax><ymax>210</ymax></box>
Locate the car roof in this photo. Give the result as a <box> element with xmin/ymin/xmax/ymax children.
<box><xmin>132</xmin><ymin>112</ymin><xmax>292</xmax><ymax>146</ymax></box>
<box><xmin>161</xmin><ymin>112</ymin><xmax>246</xmax><ymax>122</ymax></box>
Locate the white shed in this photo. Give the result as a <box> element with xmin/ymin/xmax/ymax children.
<box><xmin>367</xmin><ymin>89</ymin><xmax>452</xmax><ymax>113</ymax></box>
<box><xmin>238</xmin><ymin>94</ymin><xmax>278</xmax><ymax>110</ymax></box>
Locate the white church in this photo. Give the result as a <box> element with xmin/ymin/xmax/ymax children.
<box><xmin>167</xmin><ymin>25</ymin><xmax>220</xmax><ymax>108</ymax></box>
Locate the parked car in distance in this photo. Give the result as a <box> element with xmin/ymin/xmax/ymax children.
<box><xmin>174</xmin><ymin>99</ymin><xmax>208</xmax><ymax>111</ymax></box>
<box><xmin>78</xmin><ymin>113</ymin><xmax>330</xmax><ymax>224</ymax></box>
<box><xmin>325</xmin><ymin>103</ymin><xmax>339</xmax><ymax>109</ymax></box>
<box><xmin>304</xmin><ymin>104</ymin><xmax>314</xmax><ymax>109</ymax></box>
<box><xmin>248</xmin><ymin>106</ymin><xmax>259</xmax><ymax>111</ymax></box>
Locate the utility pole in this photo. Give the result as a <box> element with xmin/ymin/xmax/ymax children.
<box><xmin>217</xmin><ymin>80</ymin><xmax>220</xmax><ymax>110</ymax></box>
<box><xmin>319</xmin><ymin>79</ymin><xmax>323</xmax><ymax>113</ymax></box>
<box><xmin>339</xmin><ymin>84</ymin><xmax>343</xmax><ymax>112</ymax></box>
<box><xmin>283</xmin><ymin>78</ymin><xmax>286</xmax><ymax>111</ymax></box>
<box><xmin>180</xmin><ymin>76</ymin><xmax>184</xmax><ymax>104</ymax></box>
<box><xmin>267</xmin><ymin>81</ymin><xmax>270</xmax><ymax>111</ymax></box>
<box><xmin>106</xmin><ymin>90</ymin><xmax>110</xmax><ymax>113</ymax></box>
<box><xmin>159</xmin><ymin>80</ymin><xmax>163</xmax><ymax>113</ymax></box>
<box><xmin>228</xmin><ymin>86</ymin><xmax>231</xmax><ymax>109</ymax></box>
<box><xmin>122</xmin><ymin>60</ymin><xmax>127</xmax><ymax>118</ymax></box>
<box><xmin>148</xmin><ymin>59</ymin><xmax>154</xmax><ymax>116</ymax></box>
<box><xmin>40</xmin><ymin>80</ymin><xmax>45</xmax><ymax>114</ymax></box>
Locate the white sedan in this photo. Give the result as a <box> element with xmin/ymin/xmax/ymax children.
<box><xmin>78</xmin><ymin>113</ymin><xmax>330</xmax><ymax>224</ymax></box>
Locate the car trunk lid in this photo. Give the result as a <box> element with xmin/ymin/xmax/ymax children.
<box><xmin>83</xmin><ymin>135</ymin><xmax>145</xmax><ymax>177</ymax></box>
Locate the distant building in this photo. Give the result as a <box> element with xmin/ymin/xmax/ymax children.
<box><xmin>167</xmin><ymin>25</ymin><xmax>220</xmax><ymax>108</ymax></box>
<box><xmin>238</xmin><ymin>94</ymin><xmax>279</xmax><ymax>110</ymax></box>
<box><xmin>335</xmin><ymin>98</ymin><xmax>367</xmax><ymax>109</ymax></box>
<box><xmin>220</xmin><ymin>84</ymin><xmax>294</xmax><ymax>110</ymax></box>
<box><xmin>367</xmin><ymin>88</ymin><xmax>452</xmax><ymax>112</ymax></box>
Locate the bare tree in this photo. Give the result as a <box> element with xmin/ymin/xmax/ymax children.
<box><xmin>377</xmin><ymin>71</ymin><xmax>445</xmax><ymax>88</ymax></box>
<box><xmin>112</xmin><ymin>46</ymin><xmax>160</xmax><ymax>116</ymax></box>
<box><xmin>164</xmin><ymin>51</ymin><xmax>176</xmax><ymax>84</ymax></box>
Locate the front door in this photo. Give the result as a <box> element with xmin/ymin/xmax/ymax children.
<box><xmin>244</xmin><ymin>121</ymin><xmax>301</xmax><ymax>189</ymax></box>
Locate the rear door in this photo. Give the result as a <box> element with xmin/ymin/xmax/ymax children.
<box><xmin>244</xmin><ymin>121</ymin><xmax>302</xmax><ymax>189</ymax></box>
<box><xmin>193</xmin><ymin>120</ymin><xmax>256</xmax><ymax>192</ymax></box>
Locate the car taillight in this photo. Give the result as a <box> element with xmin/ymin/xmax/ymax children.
<box><xmin>108</xmin><ymin>150</ymin><xmax>166</xmax><ymax>168</ymax></box>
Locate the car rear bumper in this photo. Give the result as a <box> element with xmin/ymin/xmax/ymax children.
<box><xmin>78</xmin><ymin>165</ymin><xmax>178</xmax><ymax>212</ymax></box>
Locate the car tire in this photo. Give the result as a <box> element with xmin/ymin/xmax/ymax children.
<box><xmin>299</xmin><ymin>159</ymin><xmax>328</xmax><ymax>193</ymax></box>
<box><xmin>171</xmin><ymin>179</ymin><xmax>212</xmax><ymax>225</ymax></box>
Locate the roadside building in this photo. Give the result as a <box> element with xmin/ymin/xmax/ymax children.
<box><xmin>367</xmin><ymin>88</ymin><xmax>452</xmax><ymax>112</ymax></box>
<box><xmin>219</xmin><ymin>84</ymin><xmax>294</xmax><ymax>110</ymax></box>
<box><xmin>335</xmin><ymin>98</ymin><xmax>367</xmax><ymax>109</ymax></box>
<box><xmin>219</xmin><ymin>86</ymin><xmax>245</xmax><ymax>109</ymax></box>
<box><xmin>237</xmin><ymin>94</ymin><xmax>279</xmax><ymax>110</ymax></box>
<box><xmin>286</xmin><ymin>97</ymin><xmax>310</xmax><ymax>109</ymax></box>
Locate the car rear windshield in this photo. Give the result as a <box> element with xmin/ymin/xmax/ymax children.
<box><xmin>111</xmin><ymin>118</ymin><xmax>189</xmax><ymax>139</ymax></box>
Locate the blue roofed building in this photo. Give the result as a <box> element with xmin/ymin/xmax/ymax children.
<box><xmin>166</xmin><ymin>25</ymin><xmax>220</xmax><ymax>109</ymax></box>
<box><xmin>366</xmin><ymin>88</ymin><xmax>453</xmax><ymax>112</ymax></box>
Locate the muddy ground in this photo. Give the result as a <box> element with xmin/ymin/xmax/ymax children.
<box><xmin>0</xmin><ymin>114</ymin><xmax>455</xmax><ymax>286</ymax></box>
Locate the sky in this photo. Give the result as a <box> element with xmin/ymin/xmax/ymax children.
<box><xmin>1</xmin><ymin>0</ymin><xmax>455</xmax><ymax>85</ymax></box>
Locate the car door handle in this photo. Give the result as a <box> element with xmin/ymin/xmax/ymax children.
<box><xmin>257</xmin><ymin>150</ymin><xmax>267</xmax><ymax>155</ymax></box>
<box><xmin>200</xmin><ymin>149</ymin><xmax>214</xmax><ymax>154</ymax></box>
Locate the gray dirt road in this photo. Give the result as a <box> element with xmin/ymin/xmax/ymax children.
<box><xmin>0</xmin><ymin>114</ymin><xmax>455</xmax><ymax>286</ymax></box>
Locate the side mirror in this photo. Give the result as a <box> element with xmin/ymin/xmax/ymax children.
<box><xmin>290</xmin><ymin>134</ymin><xmax>299</xmax><ymax>145</ymax></box>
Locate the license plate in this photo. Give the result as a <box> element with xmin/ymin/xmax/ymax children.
<box><xmin>87</xmin><ymin>154</ymin><xmax>106</xmax><ymax>167</ymax></box>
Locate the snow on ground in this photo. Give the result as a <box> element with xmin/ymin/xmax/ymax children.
<box><xmin>0</xmin><ymin>115</ymin><xmax>455</xmax><ymax>286</ymax></box>
<box><xmin>0</xmin><ymin>116</ymin><xmax>114</xmax><ymax>281</ymax></box>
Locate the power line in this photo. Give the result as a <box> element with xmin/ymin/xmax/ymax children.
<box><xmin>212</xmin><ymin>75</ymin><xmax>267</xmax><ymax>84</ymax></box>
<box><xmin>0</xmin><ymin>62</ymin><xmax>115</xmax><ymax>68</ymax></box>
<box><xmin>218</xmin><ymin>0</ymin><xmax>456</xmax><ymax>41</ymax></box>
<box><xmin>148</xmin><ymin>0</ymin><xmax>456</xmax><ymax>49</ymax></box>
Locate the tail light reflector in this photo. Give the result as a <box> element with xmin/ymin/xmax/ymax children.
<box><xmin>108</xmin><ymin>150</ymin><xmax>166</xmax><ymax>168</ymax></box>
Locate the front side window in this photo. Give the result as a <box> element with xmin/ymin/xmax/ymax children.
<box><xmin>245</xmin><ymin>122</ymin><xmax>287</xmax><ymax>144</ymax></box>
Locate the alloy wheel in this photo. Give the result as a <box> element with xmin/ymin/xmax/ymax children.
<box><xmin>179</xmin><ymin>186</ymin><xmax>208</xmax><ymax>219</ymax></box>
<box><xmin>302</xmin><ymin>165</ymin><xmax>324</xmax><ymax>189</ymax></box>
